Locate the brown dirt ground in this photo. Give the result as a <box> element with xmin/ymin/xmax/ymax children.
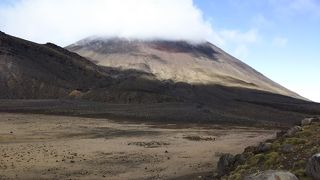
<box><xmin>0</xmin><ymin>113</ymin><xmax>276</xmax><ymax>179</ymax></box>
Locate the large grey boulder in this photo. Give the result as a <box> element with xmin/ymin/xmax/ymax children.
<box><xmin>216</xmin><ymin>153</ymin><xmax>235</xmax><ymax>176</ymax></box>
<box><xmin>301</xmin><ymin>118</ymin><xmax>313</xmax><ymax>126</ymax></box>
<box><xmin>306</xmin><ymin>153</ymin><xmax>320</xmax><ymax>180</ymax></box>
<box><xmin>301</xmin><ymin>117</ymin><xmax>320</xmax><ymax>126</ymax></box>
<box><xmin>245</xmin><ymin>170</ymin><xmax>298</xmax><ymax>180</ymax></box>
<box><xmin>285</xmin><ymin>126</ymin><xmax>302</xmax><ymax>137</ymax></box>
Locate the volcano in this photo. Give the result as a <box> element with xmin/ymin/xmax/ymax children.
<box><xmin>1</xmin><ymin>32</ymin><xmax>319</xmax><ymax>125</ymax></box>
<box><xmin>66</xmin><ymin>37</ymin><xmax>303</xmax><ymax>100</ymax></box>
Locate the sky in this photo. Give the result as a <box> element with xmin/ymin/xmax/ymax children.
<box><xmin>0</xmin><ymin>0</ymin><xmax>319</xmax><ymax>102</ymax></box>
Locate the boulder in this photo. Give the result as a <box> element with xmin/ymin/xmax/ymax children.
<box><xmin>257</xmin><ymin>143</ymin><xmax>272</xmax><ymax>153</ymax></box>
<box><xmin>306</xmin><ymin>153</ymin><xmax>320</xmax><ymax>180</ymax></box>
<box><xmin>301</xmin><ymin>118</ymin><xmax>313</xmax><ymax>126</ymax></box>
<box><xmin>285</xmin><ymin>126</ymin><xmax>302</xmax><ymax>137</ymax></box>
<box><xmin>234</xmin><ymin>154</ymin><xmax>246</xmax><ymax>167</ymax></box>
<box><xmin>276</xmin><ymin>130</ymin><xmax>287</xmax><ymax>138</ymax></box>
<box><xmin>245</xmin><ymin>170</ymin><xmax>298</xmax><ymax>180</ymax></box>
<box><xmin>216</xmin><ymin>153</ymin><xmax>235</xmax><ymax>176</ymax></box>
<box><xmin>281</xmin><ymin>144</ymin><xmax>294</xmax><ymax>153</ymax></box>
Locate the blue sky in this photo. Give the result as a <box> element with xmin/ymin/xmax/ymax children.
<box><xmin>194</xmin><ymin>0</ymin><xmax>320</xmax><ymax>102</ymax></box>
<box><xmin>0</xmin><ymin>0</ymin><xmax>319</xmax><ymax>102</ymax></box>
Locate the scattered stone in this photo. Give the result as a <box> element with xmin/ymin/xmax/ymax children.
<box><xmin>10</xmin><ymin>131</ymin><xmax>13</xmax><ymax>134</ymax></box>
<box><xmin>306</xmin><ymin>153</ymin><xmax>320</xmax><ymax>180</ymax></box>
<box><xmin>285</xmin><ymin>126</ymin><xmax>302</xmax><ymax>137</ymax></box>
<box><xmin>183</xmin><ymin>135</ymin><xmax>215</xmax><ymax>141</ymax></box>
<box><xmin>128</xmin><ymin>141</ymin><xmax>169</xmax><ymax>148</ymax></box>
<box><xmin>216</xmin><ymin>153</ymin><xmax>235</xmax><ymax>176</ymax></box>
<box><xmin>165</xmin><ymin>150</ymin><xmax>168</xmax><ymax>153</ymax></box>
<box><xmin>70</xmin><ymin>160</ymin><xmax>75</xmax><ymax>163</ymax></box>
<box><xmin>257</xmin><ymin>143</ymin><xmax>272</xmax><ymax>153</ymax></box>
<box><xmin>245</xmin><ymin>170</ymin><xmax>298</xmax><ymax>180</ymax></box>
<box><xmin>281</xmin><ymin>144</ymin><xmax>294</xmax><ymax>153</ymax></box>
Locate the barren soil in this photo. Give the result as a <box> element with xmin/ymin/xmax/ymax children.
<box><xmin>0</xmin><ymin>113</ymin><xmax>276</xmax><ymax>179</ymax></box>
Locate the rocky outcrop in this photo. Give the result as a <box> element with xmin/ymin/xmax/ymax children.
<box><xmin>244</xmin><ymin>170</ymin><xmax>298</xmax><ymax>180</ymax></box>
<box><xmin>218</xmin><ymin>118</ymin><xmax>320</xmax><ymax>179</ymax></box>
<box><xmin>306</xmin><ymin>154</ymin><xmax>320</xmax><ymax>180</ymax></box>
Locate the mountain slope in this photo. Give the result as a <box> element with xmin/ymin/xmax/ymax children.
<box><xmin>0</xmin><ymin>31</ymin><xmax>111</xmax><ymax>98</ymax></box>
<box><xmin>66</xmin><ymin>37</ymin><xmax>303</xmax><ymax>100</ymax></box>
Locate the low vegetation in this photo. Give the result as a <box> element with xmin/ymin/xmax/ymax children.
<box><xmin>224</xmin><ymin>121</ymin><xmax>320</xmax><ymax>179</ymax></box>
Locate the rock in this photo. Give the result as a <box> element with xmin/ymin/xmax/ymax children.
<box><xmin>306</xmin><ymin>153</ymin><xmax>320</xmax><ymax>180</ymax></box>
<box><xmin>234</xmin><ymin>154</ymin><xmax>246</xmax><ymax>167</ymax></box>
<box><xmin>302</xmin><ymin>117</ymin><xmax>320</xmax><ymax>126</ymax></box>
<box><xmin>285</xmin><ymin>126</ymin><xmax>302</xmax><ymax>137</ymax></box>
<box><xmin>301</xmin><ymin>118</ymin><xmax>313</xmax><ymax>126</ymax></box>
<box><xmin>245</xmin><ymin>170</ymin><xmax>298</xmax><ymax>180</ymax></box>
<box><xmin>257</xmin><ymin>143</ymin><xmax>272</xmax><ymax>153</ymax></box>
<box><xmin>216</xmin><ymin>153</ymin><xmax>235</xmax><ymax>176</ymax></box>
<box><xmin>281</xmin><ymin>144</ymin><xmax>294</xmax><ymax>153</ymax></box>
<box><xmin>276</xmin><ymin>130</ymin><xmax>287</xmax><ymax>138</ymax></box>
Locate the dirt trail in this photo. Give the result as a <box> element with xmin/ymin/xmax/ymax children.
<box><xmin>0</xmin><ymin>113</ymin><xmax>276</xmax><ymax>179</ymax></box>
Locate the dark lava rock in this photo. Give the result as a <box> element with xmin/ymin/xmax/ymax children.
<box><xmin>234</xmin><ymin>154</ymin><xmax>246</xmax><ymax>167</ymax></box>
<box><xmin>306</xmin><ymin>153</ymin><xmax>320</xmax><ymax>180</ymax></box>
<box><xmin>276</xmin><ymin>130</ymin><xmax>287</xmax><ymax>138</ymax></box>
<box><xmin>216</xmin><ymin>153</ymin><xmax>235</xmax><ymax>176</ymax></box>
<box><xmin>256</xmin><ymin>143</ymin><xmax>272</xmax><ymax>153</ymax></box>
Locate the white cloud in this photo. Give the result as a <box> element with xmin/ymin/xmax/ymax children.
<box><xmin>219</xmin><ymin>28</ymin><xmax>259</xmax><ymax>45</ymax></box>
<box><xmin>272</xmin><ymin>37</ymin><xmax>288</xmax><ymax>48</ymax></box>
<box><xmin>0</xmin><ymin>0</ymin><xmax>223</xmax><ymax>46</ymax></box>
<box><xmin>217</xmin><ymin>28</ymin><xmax>260</xmax><ymax>60</ymax></box>
<box><xmin>0</xmin><ymin>0</ymin><xmax>260</xmax><ymax>61</ymax></box>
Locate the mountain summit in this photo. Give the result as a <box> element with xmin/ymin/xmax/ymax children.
<box><xmin>67</xmin><ymin>37</ymin><xmax>302</xmax><ymax>100</ymax></box>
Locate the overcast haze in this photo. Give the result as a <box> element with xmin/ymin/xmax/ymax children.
<box><xmin>0</xmin><ymin>0</ymin><xmax>319</xmax><ymax>102</ymax></box>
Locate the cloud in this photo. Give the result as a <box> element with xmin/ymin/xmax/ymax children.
<box><xmin>272</xmin><ymin>37</ymin><xmax>288</xmax><ymax>48</ymax></box>
<box><xmin>217</xmin><ymin>28</ymin><xmax>260</xmax><ymax>60</ymax></box>
<box><xmin>0</xmin><ymin>0</ymin><xmax>222</xmax><ymax>46</ymax></box>
<box><xmin>219</xmin><ymin>28</ymin><xmax>259</xmax><ymax>45</ymax></box>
